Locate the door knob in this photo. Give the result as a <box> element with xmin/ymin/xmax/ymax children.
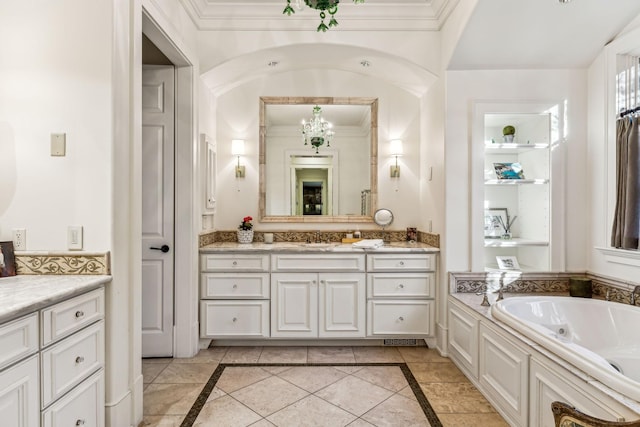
<box><xmin>150</xmin><ymin>245</ymin><xmax>170</xmax><ymax>253</ymax></box>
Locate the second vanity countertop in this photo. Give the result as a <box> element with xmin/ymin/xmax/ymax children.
<box><xmin>0</xmin><ymin>275</ymin><xmax>111</xmax><ymax>324</ymax></box>
<box><xmin>200</xmin><ymin>241</ymin><xmax>439</xmax><ymax>253</ymax></box>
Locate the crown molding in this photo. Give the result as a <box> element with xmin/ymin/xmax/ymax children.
<box><xmin>180</xmin><ymin>0</ymin><xmax>458</xmax><ymax>31</ymax></box>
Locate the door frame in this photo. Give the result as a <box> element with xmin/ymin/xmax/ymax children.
<box><xmin>141</xmin><ymin>10</ymin><xmax>198</xmax><ymax>360</ymax></box>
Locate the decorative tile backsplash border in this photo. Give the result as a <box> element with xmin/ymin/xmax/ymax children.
<box><xmin>450</xmin><ymin>272</ymin><xmax>572</xmax><ymax>294</ymax></box>
<box><xmin>199</xmin><ymin>229</ymin><xmax>440</xmax><ymax>248</ymax></box>
<box><xmin>15</xmin><ymin>252</ymin><xmax>111</xmax><ymax>275</ymax></box>
<box><xmin>450</xmin><ymin>270</ymin><xmax>639</xmax><ymax>306</ymax></box>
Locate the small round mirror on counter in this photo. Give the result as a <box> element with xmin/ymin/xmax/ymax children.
<box><xmin>373</xmin><ymin>208</ymin><xmax>394</xmax><ymax>228</ymax></box>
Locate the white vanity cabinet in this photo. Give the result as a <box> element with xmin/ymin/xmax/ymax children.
<box><xmin>200</xmin><ymin>254</ymin><xmax>270</xmax><ymax>338</ymax></box>
<box><xmin>366</xmin><ymin>254</ymin><xmax>436</xmax><ymax>337</ymax></box>
<box><xmin>270</xmin><ymin>254</ymin><xmax>366</xmax><ymax>338</ymax></box>
<box><xmin>0</xmin><ymin>286</ymin><xmax>105</xmax><ymax>427</ymax></box>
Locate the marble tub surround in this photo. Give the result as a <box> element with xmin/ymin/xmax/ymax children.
<box><xmin>0</xmin><ymin>274</ymin><xmax>110</xmax><ymax>323</ymax></box>
<box><xmin>15</xmin><ymin>251</ymin><xmax>111</xmax><ymax>275</ymax></box>
<box><xmin>199</xmin><ymin>229</ymin><xmax>439</xmax><ymax>248</ymax></box>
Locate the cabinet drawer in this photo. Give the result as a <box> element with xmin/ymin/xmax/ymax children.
<box><xmin>367</xmin><ymin>273</ymin><xmax>434</xmax><ymax>298</ymax></box>
<box><xmin>272</xmin><ymin>254</ymin><xmax>365</xmax><ymax>272</ymax></box>
<box><xmin>367</xmin><ymin>300</ymin><xmax>433</xmax><ymax>336</ymax></box>
<box><xmin>42</xmin><ymin>369</ymin><xmax>104</xmax><ymax>427</ymax></box>
<box><xmin>41</xmin><ymin>321</ymin><xmax>104</xmax><ymax>407</ymax></box>
<box><xmin>0</xmin><ymin>313</ymin><xmax>38</xmax><ymax>371</ymax></box>
<box><xmin>367</xmin><ymin>254</ymin><xmax>435</xmax><ymax>271</ymax></box>
<box><xmin>41</xmin><ymin>288</ymin><xmax>104</xmax><ymax>347</ymax></box>
<box><xmin>200</xmin><ymin>273</ymin><xmax>269</xmax><ymax>299</ymax></box>
<box><xmin>200</xmin><ymin>301</ymin><xmax>269</xmax><ymax>338</ymax></box>
<box><xmin>201</xmin><ymin>254</ymin><xmax>270</xmax><ymax>272</ymax></box>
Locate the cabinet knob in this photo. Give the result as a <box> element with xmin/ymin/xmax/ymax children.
<box><xmin>232</xmin><ymin>317</ymin><xmax>237</xmax><ymax>323</ymax></box>
<box><xmin>312</xmin><ymin>280</ymin><xmax>317</xmax><ymax>284</ymax></box>
<box><xmin>75</xmin><ymin>356</ymin><xmax>85</xmax><ymax>364</ymax></box>
<box><xmin>232</xmin><ymin>261</ymin><xmax>238</xmax><ymax>266</ymax></box>
<box><xmin>232</xmin><ymin>284</ymin><xmax>238</xmax><ymax>289</ymax></box>
<box><xmin>320</xmin><ymin>280</ymin><xmax>325</xmax><ymax>285</ymax></box>
<box><xmin>75</xmin><ymin>310</ymin><xmax>85</xmax><ymax>318</ymax></box>
<box><xmin>399</xmin><ymin>261</ymin><xmax>405</xmax><ymax>266</ymax></box>
<box><xmin>76</xmin><ymin>420</ymin><xmax>86</xmax><ymax>426</ymax></box>
<box><xmin>398</xmin><ymin>316</ymin><xmax>404</xmax><ymax>322</ymax></box>
<box><xmin>398</xmin><ymin>284</ymin><xmax>404</xmax><ymax>289</ymax></box>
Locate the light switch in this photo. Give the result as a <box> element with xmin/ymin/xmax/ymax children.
<box><xmin>68</xmin><ymin>226</ymin><xmax>83</xmax><ymax>250</ymax></box>
<box><xmin>51</xmin><ymin>133</ymin><xmax>66</xmax><ymax>156</ymax></box>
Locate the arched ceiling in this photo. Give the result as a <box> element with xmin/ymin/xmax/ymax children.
<box><xmin>200</xmin><ymin>43</ymin><xmax>439</xmax><ymax>97</ymax></box>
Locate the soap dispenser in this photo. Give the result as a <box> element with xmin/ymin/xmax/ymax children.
<box><xmin>354</xmin><ymin>229</ymin><xmax>361</xmax><ymax>239</ymax></box>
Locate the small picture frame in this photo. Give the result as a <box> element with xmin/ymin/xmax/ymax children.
<box><xmin>0</xmin><ymin>241</ymin><xmax>17</xmax><ymax>277</ymax></box>
<box><xmin>484</xmin><ymin>208</ymin><xmax>509</xmax><ymax>238</ymax></box>
<box><xmin>494</xmin><ymin>162</ymin><xmax>525</xmax><ymax>179</ymax></box>
<box><xmin>496</xmin><ymin>255</ymin><xmax>520</xmax><ymax>270</ymax></box>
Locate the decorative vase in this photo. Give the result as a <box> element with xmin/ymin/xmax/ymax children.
<box><xmin>237</xmin><ymin>229</ymin><xmax>254</xmax><ymax>244</ymax></box>
<box><xmin>503</xmin><ymin>134</ymin><xmax>515</xmax><ymax>143</ymax></box>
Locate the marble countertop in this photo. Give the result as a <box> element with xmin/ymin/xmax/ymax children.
<box><xmin>200</xmin><ymin>241</ymin><xmax>439</xmax><ymax>253</ymax></box>
<box><xmin>0</xmin><ymin>275</ymin><xmax>111</xmax><ymax>324</ymax></box>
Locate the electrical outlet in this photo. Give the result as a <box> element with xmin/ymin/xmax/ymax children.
<box><xmin>68</xmin><ymin>226</ymin><xmax>83</xmax><ymax>250</ymax></box>
<box><xmin>13</xmin><ymin>228</ymin><xmax>26</xmax><ymax>250</ymax></box>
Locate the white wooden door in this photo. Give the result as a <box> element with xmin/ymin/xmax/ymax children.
<box><xmin>271</xmin><ymin>273</ymin><xmax>317</xmax><ymax>337</ymax></box>
<box><xmin>141</xmin><ymin>65</ymin><xmax>175</xmax><ymax>357</ymax></box>
<box><xmin>319</xmin><ymin>273</ymin><xmax>365</xmax><ymax>337</ymax></box>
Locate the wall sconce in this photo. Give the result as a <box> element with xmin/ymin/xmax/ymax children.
<box><xmin>390</xmin><ymin>139</ymin><xmax>403</xmax><ymax>178</ymax></box>
<box><xmin>231</xmin><ymin>139</ymin><xmax>245</xmax><ymax>178</ymax></box>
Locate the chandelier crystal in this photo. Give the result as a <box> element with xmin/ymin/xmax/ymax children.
<box><xmin>283</xmin><ymin>0</ymin><xmax>365</xmax><ymax>32</ymax></box>
<box><xmin>301</xmin><ymin>105</ymin><xmax>334</xmax><ymax>153</ymax></box>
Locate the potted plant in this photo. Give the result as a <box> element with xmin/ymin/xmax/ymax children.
<box><xmin>237</xmin><ymin>216</ymin><xmax>254</xmax><ymax>243</ymax></box>
<box><xmin>503</xmin><ymin>125</ymin><xmax>516</xmax><ymax>143</ymax></box>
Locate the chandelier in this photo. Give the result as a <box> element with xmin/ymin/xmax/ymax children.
<box><xmin>301</xmin><ymin>105</ymin><xmax>334</xmax><ymax>153</ymax></box>
<box><xmin>283</xmin><ymin>0</ymin><xmax>365</xmax><ymax>32</ymax></box>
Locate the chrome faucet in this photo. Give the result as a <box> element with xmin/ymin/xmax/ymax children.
<box><xmin>315</xmin><ymin>230</ymin><xmax>321</xmax><ymax>243</ymax></box>
<box><xmin>631</xmin><ymin>286</ymin><xmax>640</xmax><ymax>305</ymax></box>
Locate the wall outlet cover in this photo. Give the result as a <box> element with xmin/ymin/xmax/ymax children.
<box><xmin>13</xmin><ymin>228</ymin><xmax>26</xmax><ymax>250</ymax></box>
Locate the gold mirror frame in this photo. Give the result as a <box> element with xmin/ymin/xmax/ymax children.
<box><xmin>259</xmin><ymin>96</ymin><xmax>378</xmax><ymax>223</ymax></box>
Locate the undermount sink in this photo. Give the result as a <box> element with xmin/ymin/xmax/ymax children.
<box><xmin>302</xmin><ymin>242</ymin><xmax>335</xmax><ymax>248</ymax></box>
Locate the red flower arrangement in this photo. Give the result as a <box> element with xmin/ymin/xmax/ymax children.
<box><xmin>239</xmin><ymin>216</ymin><xmax>253</xmax><ymax>231</ymax></box>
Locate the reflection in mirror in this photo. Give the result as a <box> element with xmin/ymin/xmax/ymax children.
<box><xmin>259</xmin><ymin>97</ymin><xmax>378</xmax><ymax>223</ymax></box>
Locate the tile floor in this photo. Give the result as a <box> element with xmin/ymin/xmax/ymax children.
<box><xmin>141</xmin><ymin>346</ymin><xmax>509</xmax><ymax>427</ymax></box>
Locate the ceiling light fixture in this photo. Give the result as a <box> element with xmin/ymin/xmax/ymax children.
<box><xmin>283</xmin><ymin>0</ymin><xmax>365</xmax><ymax>32</ymax></box>
<box><xmin>301</xmin><ymin>105</ymin><xmax>334</xmax><ymax>153</ymax></box>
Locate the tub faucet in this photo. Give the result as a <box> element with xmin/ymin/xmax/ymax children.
<box><xmin>631</xmin><ymin>286</ymin><xmax>640</xmax><ymax>305</ymax></box>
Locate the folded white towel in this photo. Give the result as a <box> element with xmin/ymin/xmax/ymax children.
<box><xmin>352</xmin><ymin>239</ymin><xmax>384</xmax><ymax>249</ymax></box>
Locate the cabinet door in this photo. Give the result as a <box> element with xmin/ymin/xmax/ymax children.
<box><xmin>479</xmin><ymin>323</ymin><xmax>529</xmax><ymax>427</ymax></box>
<box><xmin>271</xmin><ymin>273</ymin><xmax>318</xmax><ymax>337</ymax></box>
<box><xmin>0</xmin><ymin>355</ymin><xmax>39</xmax><ymax>427</ymax></box>
<box><xmin>529</xmin><ymin>358</ymin><xmax>637</xmax><ymax>427</ymax></box>
<box><xmin>448</xmin><ymin>300</ymin><xmax>479</xmax><ymax>380</ymax></box>
<box><xmin>319</xmin><ymin>273</ymin><xmax>365</xmax><ymax>338</ymax></box>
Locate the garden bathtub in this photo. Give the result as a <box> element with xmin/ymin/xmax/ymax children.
<box><xmin>491</xmin><ymin>296</ymin><xmax>640</xmax><ymax>402</ymax></box>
